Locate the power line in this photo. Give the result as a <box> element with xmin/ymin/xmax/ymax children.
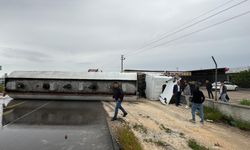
<box><xmin>126</xmin><ymin>0</ymin><xmax>235</xmax><ymax>53</ymax></box>
<box><xmin>173</xmin><ymin>0</ymin><xmax>235</xmax><ymax>29</ymax></box>
<box><xmin>129</xmin><ymin>10</ymin><xmax>250</xmax><ymax>56</ymax></box>
<box><xmin>125</xmin><ymin>0</ymin><xmax>249</xmax><ymax>56</ymax></box>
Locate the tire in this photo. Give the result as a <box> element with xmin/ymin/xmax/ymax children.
<box><xmin>235</xmin><ymin>87</ymin><xmax>238</xmax><ymax>91</ymax></box>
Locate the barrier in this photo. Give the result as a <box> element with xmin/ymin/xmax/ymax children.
<box><xmin>204</xmin><ymin>99</ymin><xmax>250</xmax><ymax>122</ymax></box>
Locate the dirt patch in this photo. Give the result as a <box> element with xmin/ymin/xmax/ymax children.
<box><xmin>103</xmin><ymin>100</ymin><xmax>250</xmax><ymax>150</ymax></box>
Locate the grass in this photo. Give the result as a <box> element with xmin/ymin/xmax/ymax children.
<box><xmin>133</xmin><ymin>123</ymin><xmax>148</xmax><ymax>134</ymax></box>
<box><xmin>117</xmin><ymin>125</ymin><xmax>143</xmax><ymax>150</ymax></box>
<box><xmin>240</xmin><ymin>99</ymin><xmax>250</xmax><ymax>106</ymax></box>
<box><xmin>143</xmin><ymin>139</ymin><xmax>169</xmax><ymax>147</ymax></box>
<box><xmin>204</xmin><ymin>106</ymin><xmax>223</xmax><ymax>122</ymax></box>
<box><xmin>0</xmin><ymin>84</ymin><xmax>4</xmax><ymax>93</ymax></box>
<box><xmin>204</xmin><ymin>106</ymin><xmax>250</xmax><ymax>131</ymax></box>
<box><xmin>159</xmin><ymin>124</ymin><xmax>172</xmax><ymax>133</ymax></box>
<box><xmin>188</xmin><ymin>139</ymin><xmax>209</xmax><ymax>150</ymax></box>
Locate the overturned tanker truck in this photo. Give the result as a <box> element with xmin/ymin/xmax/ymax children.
<box><xmin>4</xmin><ymin>71</ymin><xmax>138</xmax><ymax>101</ymax></box>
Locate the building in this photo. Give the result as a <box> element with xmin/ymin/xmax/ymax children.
<box><xmin>124</xmin><ymin>69</ymin><xmax>191</xmax><ymax>76</ymax></box>
<box><xmin>183</xmin><ymin>68</ymin><xmax>227</xmax><ymax>84</ymax></box>
<box><xmin>125</xmin><ymin>68</ymin><xmax>227</xmax><ymax>85</ymax></box>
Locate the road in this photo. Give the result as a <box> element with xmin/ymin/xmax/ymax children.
<box><xmin>201</xmin><ymin>87</ymin><xmax>250</xmax><ymax>104</ymax></box>
<box><xmin>0</xmin><ymin>99</ymin><xmax>115</xmax><ymax>150</ymax></box>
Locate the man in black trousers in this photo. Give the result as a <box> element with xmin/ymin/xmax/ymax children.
<box><xmin>206</xmin><ymin>80</ymin><xmax>214</xmax><ymax>99</ymax></box>
<box><xmin>173</xmin><ymin>81</ymin><xmax>182</xmax><ymax>106</ymax></box>
<box><xmin>111</xmin><ymin>82</ymin><xmax>128</xmax><ymax>121</ymax></box>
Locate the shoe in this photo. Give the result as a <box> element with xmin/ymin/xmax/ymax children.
<box><xmin>123</xmin><ymin>112</ymin><xmax>128</xmax><ymax>117</ymax></box>
<box><xmin>111</xmin><ymin>118</ymin><xmax>117</xmax><ymax>121</ymax></box>
<box><xmin>185</xmin><ymin>105</ymin><xmax>189</xmax><ymax>109</ymax></box>
<box><xmin>200</xmin><ymin>121</ymin><xmax>204</xmax><ymax>124</ymax></box>
<box><xmin>189</xmin><ymin>119</ymin><xmax>195</xmax><ymax>123</ymax></box>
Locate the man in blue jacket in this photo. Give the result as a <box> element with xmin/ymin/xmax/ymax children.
<box><xmin>111</xmin><ymin>82</ymin><xmax>128</xmax><ymax>121</ymax></box>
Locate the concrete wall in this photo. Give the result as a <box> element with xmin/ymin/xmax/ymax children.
<box><xmin>204</xmin><ymin>99</ymin><xmax>250</xmax><ymax>122</ymax></box>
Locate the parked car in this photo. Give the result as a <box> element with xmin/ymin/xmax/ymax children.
<box><xmin>212</xmin><ymin>81</ymin><xmax>238</xmax><ymax>91</ymax></box>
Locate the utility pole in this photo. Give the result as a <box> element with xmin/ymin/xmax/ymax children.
<box><xmin>212</xmin><ymin>56</ymin><xmax>218</xmax><ymax>101</ymax></box>
<box><xmin>121</xmin><ymin>55</ymin><xmax>125</xmax><ymax>72</ymax></box>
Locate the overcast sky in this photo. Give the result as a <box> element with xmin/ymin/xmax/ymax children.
<box><xmin>0</xmin><ymin>0</ymin><xmax>249</xmax><ymax>74</ymax></box>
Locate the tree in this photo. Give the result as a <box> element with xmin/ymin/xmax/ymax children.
<box><xmin>232</xmin><ymin>70</ymin><xmax>250</xmax><ymax>88</ymax></box>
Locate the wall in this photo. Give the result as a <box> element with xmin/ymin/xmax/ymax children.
<box><xmin>204</xmin><ymin>99</ymin><xmax>250</xmax><ymax>122</ymax></box>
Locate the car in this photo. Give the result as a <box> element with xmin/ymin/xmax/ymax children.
<box><xmin>212</xmin><ymin>81</ymin><xmax>238</xmax><ymax>91</ymax></box>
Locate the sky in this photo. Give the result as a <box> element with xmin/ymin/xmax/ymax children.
<box><xmin>0</xmin><ymin>0</ymin><xmax>250</xmax><ymax>75</ymax></box>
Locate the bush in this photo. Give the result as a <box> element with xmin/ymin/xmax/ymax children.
<box><xmin>133</xmin><ymin>124</ymin><xmax>148</xmax><ymax>134</ymax></box>
<box><xmin>231</xmin><ymin>69</ymin><xmax>250</xmax><ymax>88</ymax></box>
<box><xmin>144</xmin><ymin>139</ymin><xmax>169</xmax><ymax>147</ymax></box>
<box><xmin>240</xmin><ymin>99</ymin><xmax>250</xmax><ymax>106</ymax></box>
<box><xmin>0</xmin><ymin>84</ymin><xmax>4</xmax><ymax>93</ymax></box>
<box><xmin>204</xmin><ymin>107</ymin><xmax>224</xmax><ymax>122</ymax></box>
<box><xmin>188</xmin><ymin>139</ymin><xmax>209</xmax><ymax>150</ymax></box>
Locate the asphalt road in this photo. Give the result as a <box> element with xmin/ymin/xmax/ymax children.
<box><xmin>201</xmin><ymin>87</ymin><xmax>250</xmax><ymax>104</ymax></box>
<box><xmin>0</xmin><ymin>99</ymin><xmax>115</xmax><ymax>150</ymax></box>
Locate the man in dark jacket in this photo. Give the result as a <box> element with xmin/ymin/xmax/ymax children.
<box><xmin>111</xmin><ymin>82</ymin><xmax>128</xmax><ymax>121</ymax></box>
<box><xmin>190</xmin><ymin>85</ymin><xmax>205</xmax><ymax>124</ymax></box>
<box><xmin>206</xmin><ymin>80</ymin><xmax>214</xmax><ymax>99</ymax></box>
<box><xmin>173</xmin><ymin>81</ymin><xmax>181</xmax><ymax>106</ymax></box>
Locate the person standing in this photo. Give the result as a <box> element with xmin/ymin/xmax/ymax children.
<box><xmin>173</xmin><ymin>81</ymin><xmax>181</xmax><ymax>106</ymax></box>
<box><xmin>190</xmin><ymin>85</ymin><xmax>205</xmax><ymax>124</ymax></box>
<box><xmin>206</xmin><ymin>80</ymin><xmax>214</xmax><ymax>99</ymax></box>
<box><xmin>220</xmin><ymin>81</ymin><xmax>228</xmax><ymax>102</ymax></box>
<box><xmin>183</xmin><ymin>80</ymin><xmax>191</xmax><ymax>109</ymax></box>
<box><xmin>111</xmin><ymin>82</ymin><xmax>128</xmax><ymax>121</ymax></box>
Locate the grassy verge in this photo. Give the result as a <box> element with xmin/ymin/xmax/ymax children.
<box><xmin>240</xmin><ymin>99</ymin><xmax>250</xmax><ymax>106</ymax></box>
<box><xmin>117</xmin><ymin>125</ymin><xmax>143</xmax><ymax>150</ymax></box>
<box><xmin>188</xmin><ymin>139</ymin><xmax>209</xmax><ymax>150</ymax></box>
<box><xmin>204</xmin><ymin>106</ymin><xmax>250</xmax><ymax>131</ymax></box>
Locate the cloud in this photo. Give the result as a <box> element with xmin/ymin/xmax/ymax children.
<box><xmin>0</xmin><ymin>47</ymin><xmax>52</xmax><ymax>62</ymax></box>
<box><xmin>0</xmin><ymin>0</ymin><xmax>249</xmax><ymax>74</ymax></box>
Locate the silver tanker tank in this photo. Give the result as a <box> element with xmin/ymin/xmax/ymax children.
<box><xmin>4</xmin><ymin>71</ymin><xmax>138</xmax><ymax>101</ymax></box>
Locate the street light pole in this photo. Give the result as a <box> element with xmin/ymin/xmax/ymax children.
<box><xmin>212</xmin><ymin>56</ymin><xmax>218</xmax><ymax>101</ymax></box>
<box><xmin>121</xmin><ymin>55</ymin><xmax>125</xmax><ymax>73</ymax></box>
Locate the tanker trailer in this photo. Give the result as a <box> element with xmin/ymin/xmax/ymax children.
<box><xmin>4</xmin><ymin>71</ymin><xmax>138</xmax><ymax>101</ymax></box>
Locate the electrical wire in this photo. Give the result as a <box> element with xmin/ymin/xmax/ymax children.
<box><xmin>128</xmin><ymin>10</ymin><xmax>250</xmax><ymax>56</ymax></box>
<box><xmin>124</xmin><ymin>0</ymin><xmax>236</xmax><ymax>54</ymax></box>
<box><xmin>125</xmin><ymin>0</ymin><xmax>249</xmax><ymax>56</ymax></box>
